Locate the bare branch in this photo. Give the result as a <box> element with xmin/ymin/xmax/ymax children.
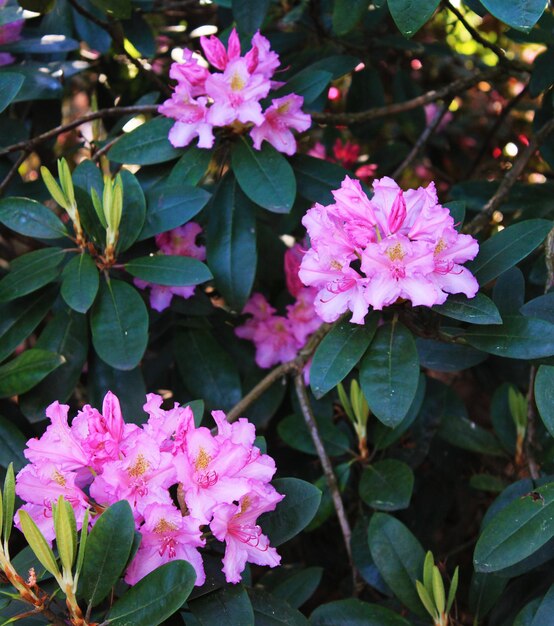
<box><xmin>0</xmin><ymin>150</ymin><xmax>29</xmax><ymax>196</ymax></box>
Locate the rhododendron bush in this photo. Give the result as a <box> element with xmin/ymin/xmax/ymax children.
<box><xmin>1</xmin><ymin>0</ymin><xmax>554</xmax><ymax>624</ymax></box>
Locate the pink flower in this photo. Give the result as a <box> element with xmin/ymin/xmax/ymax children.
<box><xmin>332</xmin><ymin>139</ymin><xmax>359</xmax><ymax>169</ymax></box>
<box><xmin>249</xmin><ymin>32</ymin><xmax>280</xmax><ymax>80</ymax></box>
<box><xmin>235</xmin><ymin>293</ymin><xmax>276</xmax><ymax>342</ymax></box>
<box><xmin>134</xmin><ymin>280</ymin><xmax>196</xmax><ymax>312</ymax></box>
<box><xmin>286</xmin><ymin>288</ymin><xmax>322</xmax><ymax>344</ymax></box>
<box><xmin>284</xmin><ymin>243</ymin><xmax>306</xmax><ymax>297</ymax></box>
<box><xmin>250</xmin><ymin>95</ymin><xmax>311</xmax><ymax>155</ymax></box>
<box><xmin>200</xmin><ymin>28</ymin><xmax>241</xmax><ymax>71</ymax></box>
<box><xmin>251</xmin><ymin>316</ymin><xmax>299</xmax><ymax>368</ymax></box>
<box><xmin>124</xmin><ymin>503</ymin><xmax>205</xmax><ymax>586</ymax></box>
<box><xmin>143</xmin><ymin>393</ymin><xmax>195</xmax><ymax>454</ymax></box>
<box><xmin>210</xmin><ymin>483</ymin><xmax>283</xmax><ymax>583</ymax></box>
<box><xmin>0</xmin><ymin>3</ymin><xmax>23</xmax><ymax>67</ymax></box>
<box><xmin>169</xmin><ymin>49</ymin><xmax>209</xmax><ymax>97</ymax></box>
<box><xmin>155</xmin><ymin>222</ymin><xmax>206</xmax><ymax>259</ymax></box>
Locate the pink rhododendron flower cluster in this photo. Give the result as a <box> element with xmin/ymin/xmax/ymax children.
<box><xmin>299</xmin><ymin>176</ymin><xmax>479</xmax><ymax>323</ymax></box>
<box><xmin>134</xmin><ymin>222</ymin><xmax>206</xmax><ymax>312</ymax></box>
<box><xmin>236</xmin><ymin>244</ymin><xmax>323</xmax><ymax>369</ymax></box>
<box><xmin>0</xmin><ymin>0</ymin><xmax>24</xmax><ymax>67</ymax></box>
<box><xmin>158</xmin><ymin>29</ymin><xmax>311</xmax><ymax>155</ymax></box>
<box><xmin>15</xmin><ymin>392</ymin><xmax>284</xmax><ymax>586</ymax></box>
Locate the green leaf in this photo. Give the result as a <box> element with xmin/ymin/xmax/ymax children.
<box><xmin>79</xmin><ymin>501</ymin><xmax>136</xmax><ymax>606</ymax></box>
<box><xmin>259</xmin><ymin>478</ymin><xmax>322</xmax><ymax>547</ymax></box>
<box><xmin>89</xmin><ymin>0</ymin><xmax>131</xmax><ymax>18</ymax></box>
<box><xmin>0</xmin><ymin>348</ymin><xmax>64</xmax><ymax>398</ymax></box>
<box><xmin>248</xmin><ymin>588</ymin><xmax>309</xmax><ymax>626</ymax></box>
<box><xmin>468</xmin><ymin>572</ymin><xmax>507</xmax><ymax>623</ymax></box>
<box><xmin>0</xmin><ymin>287</ymin><xmax>56</xmax><ymax>363</ymax></box>
<box><xmin>306</xmin><ymin>462</ymin><xmax>351</xmax><ymax>531</ymax></box>
<box><xmin>0</xmin><ymin>416</ymin><xmax>26</xmax><ymax>470</ymax></box>
<box><xmin>467</xmin><ymin>219</ymin><xmax>551</xmax><ymax>285</ymax></box>
<box><xmin>480</xmin><ymin>0</ymin><xmax>546</xmax><ymax>32</ymax></box>
<box><xmin>529</xmin><ymin>584</ymin><xmax>554</xmax><ymax>625</ymax></box>
<box><xmin>109</xmin><ymin>117</ymin><xmax>182</xmax><ymax>165</ymax></box>
<box><xmin>359</xmin><ymin>460</ymin><xmax>414</xmax><ymax>512</ymax></box>
<box><xmin>232</xmin><ymin>0</ymin><xmax>270</xmax><ymax>36</ymax></box>
<box><xmin>125</xmin><ymin>255</ymin><xmax>212</xmax><ymax>287</ymax></box>
<box><xmin>264</xmin><ymin>567</ymin><xmax>322</xmax><ymax>609</ymax></box>
<box><xmin>90</xmin><ymin>279</ymin><xmax>148</xmax><ymax>370</ymax></box>
<box><xmin>272</xmin><ymin>69</ymin><xmax>332</xmax><ymax>105</ymax></box>
<box><xmin>61</xmin><ymin>254</ymin><xmax>99</xmax><ymax>313</ymax></box>
<box><xmin>0</xmin><ymin>72</ymin><xmax>24</xmax><ymax>113</ymax></box>
<box><xmin>189</xmin><ymin>585</ymin><xmax>254</xmax><ymax>626</ymax></box>
<box><xmin>0</xmin><ymin>197</ymin><xmax>68</xmax><ymax>239</ymax></box>
<box><xmin>388</xmin><ymin>0</ymin><xmax>440</xmax><ymax>37</ymax></box>
<box><xmin>118</xmin><ymin>170</ymin><xmax>146</xmax><ymax>252</ymax></box>
<box><xmin>474</xmin><ymin>482</ymin><xmax>554</xmax><ymax>573</ymax></box>
<box><xmin>140</xmin><ymin>184</ymin><xmax>211</xmax><ymax>240</ymax></box>
<box><xmin>433</xmin><ymin>293</ymin><xmax>502</xmax><ymax>325</ymax></box>
<box><xmin>53</xmin><ymin>497</ymin><xmax>77</xmax><ymax>575</ymax></box>
<box><xmin>310</xmin><ymin>598</ymin><xmax>410</xmax><ymax>625</ymax></box>
<box><xmin>521</xmin><ymin>292</ymin><xmax>554</xmax><ymax>324</ymax></box>
<box><xmin>292</xmin><ymin>155</ymin><xmax>351</xmax><ymax>205</ymax></box>
<box><xmin>535</xmin><ymin>365</ymin><xmax>554</xmax><ymax>437</ymax></box>
<box><xmin>207</xmin><ymin>174</ymin><xmax>257</xmax><ymax>311</ymax></box>
<box><xmin>17</xmin><ymin>510</ymin><xmax>61</xmax><ymax>580</ymax></box>
<box><xmin>416</xmin><ymin>338</ymin><xmax>487</xmax><ymax>372</ymax></box>
<box><xmin>168</xmin><ymin>148</ymin><xmax>213</xmax><ymax>186</ymax></box>
<box><xmin>310</xmin><ymin>315</ymin><xmax>378</xmax><ymax>399</ymax></box>
<box><xmin>332</xmin><ymin>0</ymin><xmax>369</xmax><ymax>35</ymax></box>
<box><xmin>0</xmin><ymin>247</ymin><xmax>66</xmax><ymax>302</ymax></box>
<box><xmin>360</xmin><ymin>321</ymin><xmax>419</xmax><ymax>428</ymax></box>
<box><xmin>367</xmin><ymin>513</ymin><xmax>426</xmax><ymax>616</ymax></box>
<box><xmin>463</xmin><ymin>315</ymin><xmax>554</xmax><ymax>359</ymax></box>
<box><xmin>232</xmin><ymin>139</ymin><xmax>296</xmax><ymax>214</ymax></box>
<box><xmin>174</xmin><ymin>329</ymin><xmax>241</xmax><ymax>412</ymax></box>
<box><xmin>19</xmin><ymin>309</ymin><xmax>88</xmax><ymax>423</ymax></box>
<box><xmin>438</xmin><ymin>412</ymin><xmax>505</xmax><ymax>456</ymax></box>
<box><xmin>277</xmin><ymin>413</ymin><xmax>351</xmax><ymax>457</ymax></box>
<box><xmin>108</xmin><ymin>560</ymin><xmax>196</xmax><ymax>626</ymax></box>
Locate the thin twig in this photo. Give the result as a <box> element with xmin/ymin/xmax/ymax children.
<box><xmin>294</xmin><ymin>374</ymin><xmax>353</xmax><ymax>563</ymax></box>
<box><xmin>392</xmin><ymin>100</ymin><xmax>453</xmax><ymax>179</ymax></box>
<box><xmin>465</xmin><ymin>117</ymin><xmax>554</xmax><ymax>235</ymax></box>
<box><xmin>0</xmin><ymin>105</ymin><xmax>159</xmax><ymax>157</ymax></box>
<box><xmin>525</xmin><ymin>366</ymin><xmax>540</xmax><ymax>480</ymax></box>
<box><xmin>311</xmin><ymin>68</ymin><xmax>501</xmax><ymax>126</ymax></box>
<box><xmin>0</xmin><ymin>150</ymin><xmax>28</xmax><ymax>196</ymax></box>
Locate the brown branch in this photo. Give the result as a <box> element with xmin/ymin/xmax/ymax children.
<box><xmin>0</xmin><ymin>150</ymin><xmax>29</xmax><ymax>196</ymax></box>
<box><xmin>294</xmin><ymin>374</ymin><xmax>353</xmax><ymax>563</ymax></box>
<box><xmin>465</xmin><ymin>117</ymin><xmax>554</xmax><ymax>235</ymax></box>
<box><xmin>525</xmin><ymin>365</ymin><xmax>540</xmax><ymax>480</ymax></box>
<box><xmin>392</xmin><ymin>100</ymin><xmax>453</xmax><ymax>179</ymax></box>
<box><xmin>0</xmin><ymin>105</ymin><xmax>159</xmax><ymax>157</ymax></box>
<box><xmin>310</xmin><ymin>68</ymin><xmax>500</xmax><ymax>126</ymax></box>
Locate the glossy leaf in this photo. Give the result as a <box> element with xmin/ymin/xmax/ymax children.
<box><xmin>140</xmin><ymin>184</ymin><xmax>211</xmax><ymax>239</ymax></box>
<box><xmin>109</xmin><ymin>117</ymin><xmax>181</xmax><ymax>165</ymax></box>
<box><xmin>360</xmin><ymin>321</ymin><xmax>419</xmax><ymax>428</ymax></box>
<box><xmin>535</xmin><ymin>365</ymin><xmax>554</xmax><ymax>437</ymax></box>
<box><xmin>90</xmin><ymin>279</ymin><xmax>148</xmax><ymax>370</ymax></box>
<box><xmin>259</xmin><ymin>478</ymin><xmax>322</xmax><ymax>547</ymax></box>
<box><xmin>265</xmin><ymin>567</ymin><xmax>322</xmax><ymax>609</ymax></box>
<box><xmin>433</xmin><ymin>293</ymin><xmax>502</xmax><ymax>325</ymax></box>
<box><xmin>0</xmin><ymin>247</ymin><xmax>66</xmax><ymax>302</ymax></box>
<box><xmin>332</xmin><ymin>0</ymin><xmax>369</xmax><ymax>35</ymax></box>
<box><xmin>168</xmin><ymin>149</ymin><xmax>213</xmax><ymax>186</ymax></box>
<box><xmin>467</xmin><ymin>219</ymin><xmax>550</xmax><ymax>286</ymax></box>
<box><xmin>0</xmin><ymin>72</ymin><xmax>24</xmax><ymax>113</ymax></box>
<box><xmin>311</xmin><ymin>599</ymin><xmax>411</xmax><ymax>625</ymax></box>
<box><xmin>125</xmin><ymin>255</ymin><xmax>212</xmax><ymax>287</ymax></box>
<box><xmin>248</xmin><ymin>588</ymin><xmax>309</xmax><ymax>626</ymax></box>
<box><xmin>79</xmin><ymin>501</ymin><xmax>136</xmax><ymax>606</ymax></box>
<box><xmin>292</xmin><ymin>155</ymin><xmax>351</xmax><ymax>205</ymax></box>
<box><xmin>0</xmin><ymin>415</ymin><xmax>27</xmax><ymax>470</ymax></box>
<box><xmin>232</xmin><ymin>0</ymin><xmax>270</xmax><ymax>36</ymax></box>
<box><xmin>189</xmin><ymin>585</ymin><xmax>254</xmax><ymax>626</ymax></box>
<box><xmin>61</xmin><ymin>253</ymin><xmax>100</xmax><ymax>313</ymax></box>
<box><xmin>278</xmin><ymin>413</ymin><xmax>351</xmax><ymax>457</ymax></box>
<box><xmin>310</xmin><ymin>315</ymin><xmax>377</xmax><ymax>399</ymax></box>
<box><xmin>232</xmin><ymin>139</ymin><xmax>296</xmax><ymax>213</ymax></box>
<box><xmin>0</xmin><ymin>197</ymin><xmax>68</xmax><ymax>239</ymax></box>
<box><xmin>416</xmin><ymin>338</ymin><xmax>487</xmax><ymax>372</ymax></box>
<box><xmin>388</xmin><ymin>0</ymin><xmax>440</xmax><ymax>37</ymax></box>
<box><xmin>108</xmin><ymin>561</ymin><xmax>196</xmax><ymax>626</ymax></box>
<box><xmin>520</xmin><ymin>291</ymin><xmax>554</xmax><ymax>323</ymax></box>
<box><xmin>368</xmin><ymin>513</ymin><xmax>425</xmax><ymax>616</ymax></box>
<box><xmin>480</xmin><ymin>0</ymin><xmax>546</xmax><ymax>32</ymax></box>
<box><xmin>438</xmin><ymin>412</ymin><xmax>505</xmax><ymax>456</ymax></box>
<box><xmin>118</xmin><ymin>169</ymin><xmax>146</xmax><ymax>252</ymax></box>
<box><xmin>468</xmin><ymin>572</ymin><xmax>508</xmax><ymax>623</ymax></box>
<box><xmin>273</xmin><ymin>69</ymin><xmax>332</xmax><ymax>105</ymax></box>
<box><xmin>474</xmin><ymin>482</ymin><xmax>554</xmax><ymax>572</ymax></box>
<box><xmin>207</xmin><ymin>175</ymin><xmax>257</xmax><ymax>311</ymax></box>
<box><xmin>359</xmin><ymin>460</ymin><xmax>414</xmax><ymax>511</ymax></box>
<box><xmin>0</xmin><ymin>349</ymin><xmax>64</xmax><ymax>398</ymax></box>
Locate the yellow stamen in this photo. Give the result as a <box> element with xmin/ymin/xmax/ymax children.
<box><xmin>434</xmin><ymin>238</ymin><xmax>447</xmax><ymax>255</ymax></box>
<box><xmin>128</xmin><ymin>453</ymin><xmax>149</xmax><ymax>477</ymax></box>
<box><xmin>195</xmin><ymin>447</ymin><xmax>211</xmax><ymax>471</ymax></box>
<box><xmin>154</xmin><ymin>518</ymin><xmax>178</xmax><ymax>534</ymax></box>
<box><xmin>230</xmin><ymin>71</ymin><xmax>245</xmax><ymax>91</ymax></box>
<box><xmin>52</xmin><ymin>470</ymin><xmax>66</xmax><ymax>487</ymax></box>
<box><xmin>386</xmin><ymin>242</ymin><xmax>404</xmax><ymax>261</ymax></box>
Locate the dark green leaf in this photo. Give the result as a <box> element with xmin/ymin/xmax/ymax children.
<box><xmin>438</xmin><ymin>412</ymin><xmax>505</xmax><ymax>456</ymax></box>
<box><xmin>292</xmin><ymin>155</ymin><xmax>351</xmax><ymax>205</ymax></box>
<box><xmin>0</xmin><ymin>287</ymin><xmax>56</xmax><ymax>363</ymax></box>
<box><xmin>125</xmin><ymin>255</ymin><xmax>212</xmax><ymax>287</ymax></box>
<box><xmin>89</xmin><ymin>0</ymin><xmax>131</xmax><ymax>19</ymax></box>
<box><xmin>520</xmin><ymin>292</ymin><xmax>554</xmax><ymax>323</ymax></box>
<box><xmin>168</xmin><ymin>149</ymin><xmax>213</xmax><ymax>186</ymax></box>
<box><xmin>433</xmin><ymin>293</ymin><xmax>502</xmax><ymax>325</ymax></box>
<box><xmin>306</xmin><ymin>463</ymin><xmax>351</xmax><ymax>531</ymax></box>
<box><xmin>0</xmin><ymin>349</ymin><xmax>64</xmax><ymax>398</ymax></box>
<box><xmin>232</xmin><ymin>139</ymin><xmax>296</xmax><ymax>213</ymax></box>
<box><xmin>79</xmin><ymin>501</ymin><xmax>136</xmax><ymax>606</ymax></box>
<box><xmin>416</xmin><ymin>338</ymin><xmax>487</xmax><ymax>372</ymax></box>
<box><xmin>332</xmin><ymin>0</ymin><xmax>369</xmax><ymax>35</ymax></box>
<box><xmin>140</xmin><ymin>184</ymin><xmax>211</xmax><ymax>240</ymax></box>
<box><xmin>232</xmin><ymin>0</ymin><xmax>270</xmax><ymax>36</ymax></box>
<box><xmin>108</xmin><ymin>561</ymin><xmax>196</xmax><ymax>626</ymax></box>
<box><xmin>529</xmin><ymin>584</ymin><xmax>554</xmax><ymax>625</ymax></box>
<box><xmin>174</xmin><ymin>329</ymin><xmax>241</xmax><ymax>412</ymax></box>
<box><xmin>480</xmin><ymin>0</ymin><xmax>546</xmax><ymax>32</ymax></box>
<box><xmin>367</xmin><ymin>513</ymin><xmax>425</xmax><ymax>616</ymax></box>
<box><xmin>90</xmin><ymin>279</ymin><xmax>148</xmax><ymax>370</ymax></box>
<box><xmin>272</xmin><ymin>69</ymin><xmax>332</xmax><ymax>105</ymax></box>
<box><xmin>0</xmin><ymin>247</ymin><xmax>66</xmax><ymax>302</ymax></box>
<box><xmin>277</xmin><ymin>413</ymin><xmax>351</xmax><ymax>457</ymax></box>
<box><xmin>189</xmin><ymin>585</ymin><xmax>254</xmax><ymax>626</ymax></box>
<box><xmin>535</xmin><ymin>365</ymin><xmax>554</xmax><ymax>437</ymax></box>
<box><xmin>0</xmin><ymin>197</ymin><xmax>68</xmax><ymax>239</ymax></box>
<box><xmin>0</xmin><ymin>415</ymin><xmax>27</xmax><ymax>470</ymax></box>
<box><xmin>265</xmin><ymin>567</ymin><xmax>322</xmax><ymax>609</ymax></box>
<box><xmin>61</xmin><ymin>254</ymin><xmax>99</xmax><ymax>313</ymax></box>
<box><xmin>310</xmin><ymin>599</ymin><xmax>411</xmax><ymax>625</ymax></box>
<box><xmin>359</xmin><ymin>460</ymin><xmax>414</xmax><ymax>511</ymax></box>
<box><xmin>0</xmin><ymin>73</ymin><xmax>24</xmax><ymax>113</ymax></box>
<box><xmin>468</xmin><ymin>572</ymin><xmax>508</xmax><ymax>623</ymax></box>
<box><xmin>464</xmin><ymin>315</ymin><xmax>554</xmax><ymax>359</ymax></box>
<box><xmin>467</xmin><ymin>219</ymin><xmax>551</xmax><ymax>285</ymax></box>
<box><xmin>259</xmin><ymin>478</ymin><xmax>321</xmax><ymax>547</ymax></box>
<box><xmin>207</xmin><ymin>175</ymin><xmax>257</xmax><ymax>311</ymax></box>
<box><xmin>493</xmin><ymin>266</ymin><xmax>525</xmax><ymax>315</ymax></box>
<box><xmin>360</xmin><ymin>322</ymin><xmax>419</xmax><ymax>428</ymax></box>
<box><xmin>530</xmin><ymin>49</ymin><xmax>554</xmax><ymax>96</ymax></box>
<box><xmin>474</xmin><ymin>482</ymin><xmax>554</xmax><ymax>572</ymax></box>
<box><xmin>388</xmin><ymin>0</ymin><xmax>440</xmax><ymax>37</ymax></box>
<box><xmin>247</xmin><ymin>588</ymin><xmax>309</xmax><ymax>626</ymax></box>
<box><xmin>310</xmin><ymin>315</ymin><xmax>378</xmax><ymax>399</ymax></box>
<box><xmin>109</xmin><ymin>117</ymin><xmax>182</xmax><ymax>165</ymax></box>
<box><xmin>118</xmin><ymin>170</ymin><xmax>146</xmax><ymax>252</ymax></box>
